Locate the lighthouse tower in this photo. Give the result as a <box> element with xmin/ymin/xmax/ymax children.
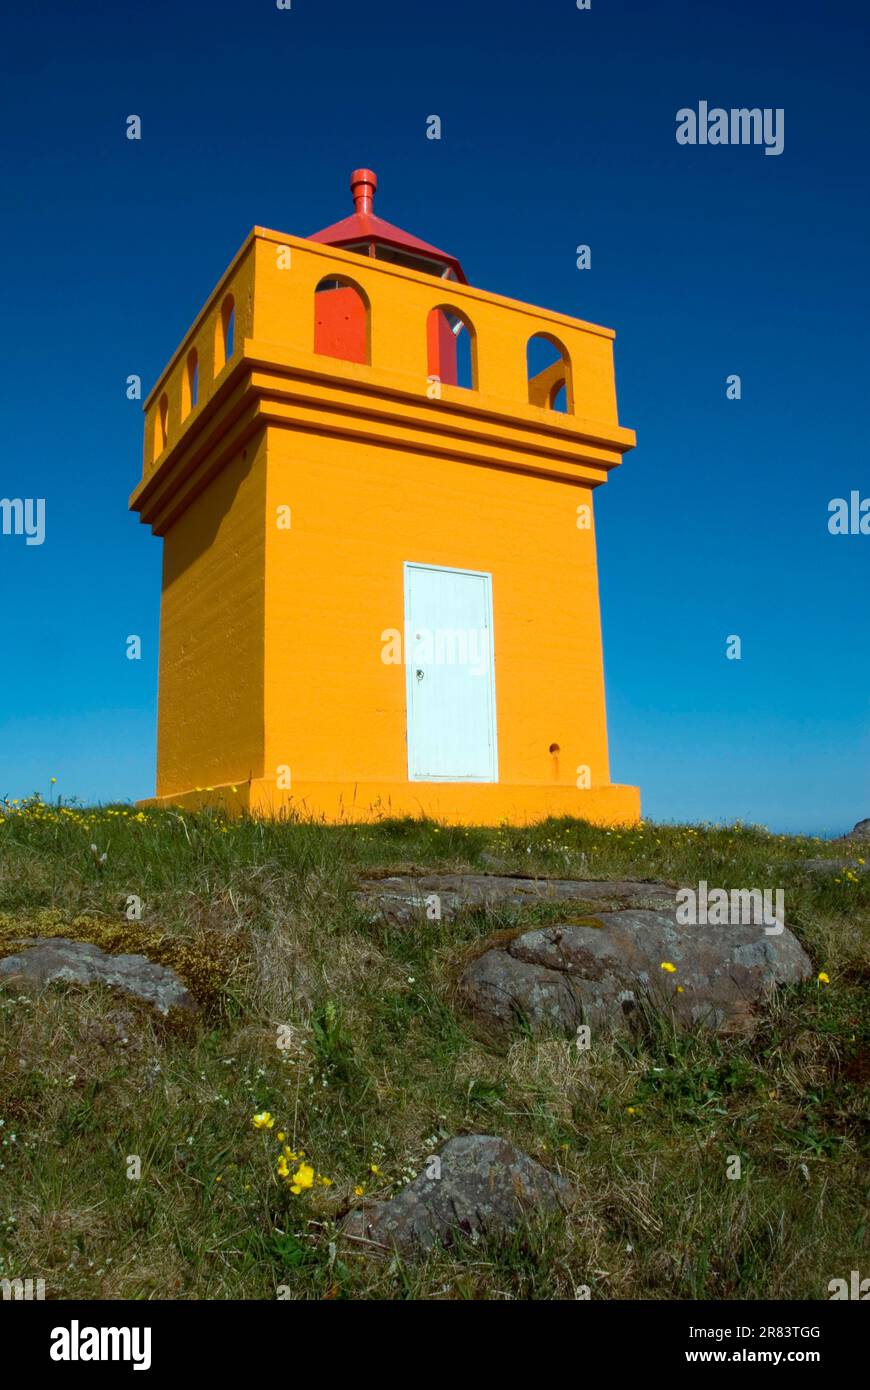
<box><xmin>130</xmin><ymin>169</ymin><xmax>639</xmax><ymax>825</ymax></box>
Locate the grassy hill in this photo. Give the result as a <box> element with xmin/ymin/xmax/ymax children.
<box><xmin>0</xmin><ymin>798</ymin><xmax>866</xmax><ymax>1300</ymax></box>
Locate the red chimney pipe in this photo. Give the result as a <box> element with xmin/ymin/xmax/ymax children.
<box><xmin>350</xmin><ymin>168</ymin><xmax>377</xmax><ymax>216</ymax></box>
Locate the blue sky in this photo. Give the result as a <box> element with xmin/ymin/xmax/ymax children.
<box><xmin>1</xmin><ymin>0</ymin><xmax>867</xmax><ymax>834</ymax></box>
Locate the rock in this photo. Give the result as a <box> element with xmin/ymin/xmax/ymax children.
<box><xmin>0</xmin><ymin>938</ymin><xmax>197</xmax><ymax>1015</ymax></box>
<box><xmin>837</xmin><ymin>819</ymin><xmax>870</xmax><ymax>843</ymax></box>
<box><xmin>458</xmin><ymin>909</ymin><xmax>812</xmax><ymax>1037</ymax></box>
<box><xmin>341</xmin><ymin>1135</ymin><xmax>573</xmax><ymax>1258</ymax></box>
<box><xmin>461</xmin><ymin>947</ymin><xmax>586</xmax><ymax>1034</ymax></box>
<box><xmin>356</xmin><ymin>872</ymin><xmax>676</xmax><ymax>925</ymax></box>
<box><xmin>800</xmin><ymin>858</ymin><xmax>865</xmax><ymax>876</ymax></box>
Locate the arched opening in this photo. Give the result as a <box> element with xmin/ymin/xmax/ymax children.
<box><xmin>182</xmin><ymin>347</ymin><xmax>199</xmax><ymax>417</ymax></box>
<box><xmin>314</xmin><ymin>276</ymin><xmax>369</xmax><ymax>365</ymax></box>
<box><xmin>426</xmin><ymin>306</ymin><xmax>476</xmax><ymax>389</ymax></box>
<box><xmin>154</xmin><ymin>392</ymin><xmax>169</xmax><ymax>460</ymax></box>
<box><xmin>527</xmin><ymin>333</ymin><xmax>572</xmax><ymax>414</ymax></box>
<box><xmin>217</xmin><ymin>295</ymin><xmax>235</xmax><ymax>370</ymax></box>
<box><xmin>549</xmin><ymin>380</ymin><xmax>567</xmax><ymax>412</ymax></box>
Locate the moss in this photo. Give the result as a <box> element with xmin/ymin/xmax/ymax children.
<box><xmin>460</xmin><ymin>925</ymin><xmax>526</xmax><ymax>965</ymax></box>
<box><xmin>0</xmin><ymin>910</ymin><xmax>242</xmax><ymax>1009</ymax></box>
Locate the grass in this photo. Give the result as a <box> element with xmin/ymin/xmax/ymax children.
<box><xmin>0</xmin><ymin>796</ymin><xmax>867</xmax><ymax>1300</ymax></box>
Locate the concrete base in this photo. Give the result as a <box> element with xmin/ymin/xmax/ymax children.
<box><xmin>140</xmin><ymin>778</ymin><xmax>641</xmax><ymax>827</ymax></box>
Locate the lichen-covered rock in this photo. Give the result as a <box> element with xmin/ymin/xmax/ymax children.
<box><xmin>0</xmin><ymin>938</ymin><xmax>197</xmax><ymax>1015</ymax></box>
<box><xmin>458</xmin><ymin>909</ymin><xmax>812</xmax><ymax>1037</ymax></box>
<box><xmin>800</xmin><ymin>857</ymin><xmax>866</xmax><ymax>876</ymax></box>
<box><xmin>341</xmin><ymin>1135</ymin><xmax>573</xmax><ymax>1258</ymax></box>
<box><xmin>356</xmin><ymin>872</ymin><xmax>676</xmax><ymax>925</ymax></box>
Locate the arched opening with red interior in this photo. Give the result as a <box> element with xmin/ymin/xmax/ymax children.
<box><xmin>426</xmin><ymin>305</ymin><xmax>476</xmax><ymax>390</ymax></box>
<box><xmin>314</xmin><ymin>276</ymin><xmax>370</xmax><ymax>365</ymax></box>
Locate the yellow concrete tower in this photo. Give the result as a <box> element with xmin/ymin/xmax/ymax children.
<box><xmin>130</xmin><ymin>169</ymin><xmax>639</xmax><ymax>825</ymax></box>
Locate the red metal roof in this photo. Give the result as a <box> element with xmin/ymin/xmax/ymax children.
<box><xmin>307</xmin><ymin>169</ymin><xmax>466</xmax><ymax>283</ymax></box>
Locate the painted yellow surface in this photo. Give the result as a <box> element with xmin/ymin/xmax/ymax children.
<box><xmin>131</xmin><ymin>225</ymin><xmax>639</xmax><ymax>825</ymax></box>
<box><xmin>155</xmin><ymin>435</ymin><xmax>266</xmax><ymax>796</ymax></box>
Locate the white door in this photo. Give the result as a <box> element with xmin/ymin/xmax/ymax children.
<box><xmin>404</xmin><ymin>562</ymin><xmax>498</xmax><ymax>782</ymax></box>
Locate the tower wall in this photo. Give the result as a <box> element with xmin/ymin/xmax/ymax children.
<box><xmin>156</xmin><ymin>433</ymin><xmax>267</xmax><ymax>797</ymax></box>
<box><xmin>262</xmin><ymin>425</ymin><xmax>612</xmax><ymax>809</ymax></box>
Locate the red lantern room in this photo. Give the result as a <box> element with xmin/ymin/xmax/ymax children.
<box><xmin>308</xmin><ymin>168</ymin><xmax>469</xmax><ymax>384</ymax></box>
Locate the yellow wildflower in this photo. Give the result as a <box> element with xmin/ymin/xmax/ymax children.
<box><xmin>252</xmin><ymin>1111</ymin><xmax>275</xmax><ymax>1130</ymax></box>
<box><xmin>817</xmin><ymin>972</ymin><xmax>830</xmax><ymax>985</ymax></box>
<box><xmin>289</xmin><ymin>1163</ymin><xmax>315</xmax><ymax>1194</ymax></box>
<box><xmin>660</xmin><ymin>962</ymin><xmax>677</xmax><ymax>974</ymax></box>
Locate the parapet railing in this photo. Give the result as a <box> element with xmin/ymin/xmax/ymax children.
<box><xmin>141</xmin><ymin>230</ymin><xmax>621</xmax><ymax>474</ymax></box>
